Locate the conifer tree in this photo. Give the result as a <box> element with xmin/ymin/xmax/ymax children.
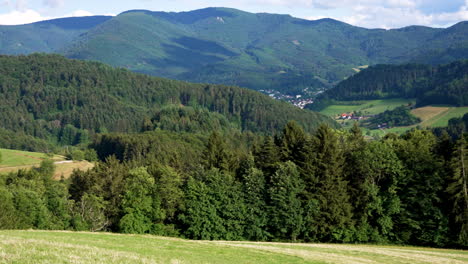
<box><xmin>238</xmin><ymin>155</ymin><xmax>269</xmax><ymax>241</ymax></box>
<box><xmin>308</xmin><ymin>124</ymin><xmax>353</xmax><ymax>242</ymax></box>
<box><xmin>254</xmin><ymin>136</ymin><xmax>280</xmax><ymax>177</ymax></box>
<box><xmin>203</xmin><ymin>131</ymin><xmax>230</xmax><ymax>171</ymax></box>
<box><xmin>267</xmin><ymin>161</ymin><xmax>304</xmax><ymax>241</ymax></box>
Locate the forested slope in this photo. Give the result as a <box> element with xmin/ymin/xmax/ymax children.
<box><xmin>0</xmin><ymin>54</ymin><xmax>334</xmax><ymax>150</ymax></box>
<box><xmin>311</xmin><ymin>60</ymin><xmax>468</xmax><ymax>110</ymax></box>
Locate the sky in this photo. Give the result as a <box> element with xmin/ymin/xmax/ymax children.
<box><xmin>0</xmin><ymin>0</ymin><xmax>467</xmax><ymax>29</ymax></box>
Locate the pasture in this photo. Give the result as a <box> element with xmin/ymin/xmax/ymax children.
<box><xmin>0</xmin><ymin>230</ymin><xmax>466</xmax><ymax>264</ymax></box>
<box><xmin>0</xmin><ymin>148</ymin><xmax>93</xmax><ymax>179</ymax></box>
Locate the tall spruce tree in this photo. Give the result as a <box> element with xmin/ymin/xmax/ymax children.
<box><xmin>308</xmin><ymin>124</ymin><xmax>354</xmax><ymax>242</ymax></box>
<box><xmin>238</xmin><ymin>155</ymin><xmax>269</xmax><ymax>241</ymax></box>
<box><xmin>267</xmin><ymin>161</ymin><xmax>304</xmax><ymax>241</ymax></box>
<box><xmin>203</xmin><ymin>131</ymin><xmax>230</xmax><ymax>171</ymax></box>
<box><xmin>254</xmin><ymin>136</ymin><xmax>280</xmax><ymax>177</ymax></box>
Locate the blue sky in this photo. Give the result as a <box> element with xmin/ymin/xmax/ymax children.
<box><xmin>0</xmin><ymin>0</ymin><xmax>467</xmax><ymax>28</ymax></box>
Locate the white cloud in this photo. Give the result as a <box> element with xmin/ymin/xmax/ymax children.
<box><xmin>339</xmin><ymin>0</ymin><xmax>468</xmax><ymax>28</ymax></box>
<box><xmin>67</xmin><ymin>9</ymin><xmax>93</xmax><ymax>17</ymax></box>
<box><xmin>43</xmin><ymin>0</ymin><xmax>64</xmax><ymax>8</ymax></box>
<box><xmin>0</xmin><ymin>9</ymin><xmax>51</xmax><ymax>25</ymax></box>
<box><xmin>0</xmin><ymin>8</ymin><xmax>111</xmax><ymax>25</ymax></box>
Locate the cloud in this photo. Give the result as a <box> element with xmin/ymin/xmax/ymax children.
<box><xmin>0</xmin><ymin>9</ymin><xmax>51</xmax><ymax>25</ymax></box>
<box><xmin>295</xmin><ymin>0</ymin><xmax>467</xmax><ymax>28</ymax></box>
<box><xmin>339</xmin><ymin>0</ymin><xmax>468</xmax><ymax>28</ymax></box>
<box><xmin>0</xmin><ymin>8</ymin><xmax>108</xmax><ymax>25</ymax></box>
<box><xmin>43</xmin><ymin>0</ymin><xmax>64</xmax><ymax>8</ymax></box>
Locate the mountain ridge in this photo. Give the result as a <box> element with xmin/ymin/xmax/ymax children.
<box><xmin>0</xmin><ymin>7</ymin><xmax>466</xmax><ymax>95</ymax></box>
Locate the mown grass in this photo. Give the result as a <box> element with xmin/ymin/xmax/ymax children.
<box><xmin>0</xmin><ymin>148</ymin><xmax>93</xmax><ymax>179</ymax></box>
<box><xmin>0</xmin><ymin>148</ymin><xmax>63</xmax><ymax>167</ymax></box>
<box><xmin>0</xmin><ymin>230</ymin><xmax>467</xmax><ymax>264</ymax></box>
<box><xmin>427</xmin><ymin>107</ymin><xmax>468</xmax><ymax>127</ymax></box>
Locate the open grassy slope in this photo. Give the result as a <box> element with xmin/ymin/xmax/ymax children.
<box><xmin>0</xmin><ymin>231</ymin><xmax>466</xmax><ymax>264</ymax></box>
<box><xmin>0</xmin><ymin>148</ymin><xmax>63</xmax><ymax>167</ymax></box>
<box><xmin>0</xmin><ymin>148</ymin><xmax>93</xmax><ymax>179</ymax></box>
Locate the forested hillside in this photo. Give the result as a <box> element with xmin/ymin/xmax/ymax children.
<box><xmin>1</xmin><ymin>121</ymin><xmax>467</xmax><ymax>248</ymax></box>
<box><xmin>0</xmin><ymin>8</ymin><xmax>466</xmax><ymax>95</ymax></box>
<box><xmin>0</xmin><ymin>54</ymin><xmax>334</xmax><ymax>151</ymax></box>
<box><xmin>311</xmin><ymin>60</ymin><xmax>468</xmax><ymax>110</ymax></box>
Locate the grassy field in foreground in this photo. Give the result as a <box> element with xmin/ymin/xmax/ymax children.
<box><xmin>0</xmin><ymin>148</ymin><xmax>94</xmax><ymax>179</ymax></box>
<box><xmin>0</xmin><ymin>231</ymin><xmax>467</xmax><ymax>264</ymax></box>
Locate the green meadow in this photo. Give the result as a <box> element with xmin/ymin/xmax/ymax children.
<box><xmin>0</xmin><ymin>148</ymin><xmax>63</xmax><ymax>168</ymax></box>
<box><xmin>319</xmin><ymin>99</ymin><xmax>415</xmax><ymax>117</ymax></box>
<box><xmin>0</xmin><ymin>231</ymin><xmax>467</xmax><ymax>264</ymax></box>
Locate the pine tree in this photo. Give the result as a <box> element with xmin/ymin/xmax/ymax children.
<box><xmin>254</xmin><ymin>136</ymin><xmax>280</xmax><ymax>177</ymax></box>
<box><xmin>308</xmin><ymin>124</ymin><xmax>354</xmax><ymax>242</ymax></box>
<box><xmin>238</xmin><ymin>155</ymin><xmax>269</xmax><ymax>241</ymax></box>
<box><xmin>267</xmin><ymin>161</ymin><xmax>304</xmax><ymax>241</ymax></box>
<box><xmin>203</xmin><ymin>131</ymin><xmax>230</xmax><ymax>171</ymax></box>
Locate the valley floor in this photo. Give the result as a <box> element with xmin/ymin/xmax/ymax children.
<box><xmin>0</xmin><ymin>230</ymin><xmax>466</xmax><ymax>264</ymax></box>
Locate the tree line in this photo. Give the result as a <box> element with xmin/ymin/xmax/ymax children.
<box><xmin>1</xmin><ymin>121</ymin><xmax>467</xmax><ymax>248</ymax></box>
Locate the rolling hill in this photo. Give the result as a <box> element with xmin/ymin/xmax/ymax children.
<box><xmin>0</xmin><ymin>8</ymin><xmax>466</xmax><ymax>95</ymax></box>
<box><xmin>0</xmin><ymin>54</ymin><xmax>335</xmax><ymax>150</ymax></box>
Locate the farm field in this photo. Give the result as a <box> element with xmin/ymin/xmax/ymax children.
<box><xmin>417</xmin><ymin>107</ymin><xmax>468</xmax><ymax>127</ymax></box>
<box><xmin>0</xmin><ymin>230</ymin><xmax>466</xmax><ymax>264</ymax></box>
<box><xmin>320</xmin><ymin>99</ymin><xmax>468</xmax><ymax>135</ymax></box>
<box><xmin>319</xmin><ymin>98</ymin><xmax>415</xmax><ymax>117</ymax></box>
<box><xmin>0</xmin><ymin>148</ymin><xmax>94</xmax><ymax>179</ymax></box>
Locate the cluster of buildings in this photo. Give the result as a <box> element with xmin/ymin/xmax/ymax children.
<box><xmin>260</xmin><ymin>89</ymin><xmax>314</xmax><ymax>109</ymax></box>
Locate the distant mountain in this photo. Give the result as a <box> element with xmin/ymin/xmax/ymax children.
<box><xmin>309</xmin><ymin>60</ymin><xmax>468</xmax><ymax>110</ymax></box>
<box><xmin>0</xmin><ymin>8</ymin><xmax>467</xmax><ymax>95</ymax></box>
<box><xmin>0</xmin><ymin>54</ymin><xmax>335</xmax><ymax>147</ymax></box>
<box><xmin>0</xmin><ymin>16</ymin><xmax>111</xmax><ymax>54</ymax></box>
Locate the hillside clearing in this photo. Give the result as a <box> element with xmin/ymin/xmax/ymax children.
<box><xmin>0</xmin><ymin>230</ymin><xmax>466</xmax><ymax>264</ymax></box>
<box><xmin>0</xmin><ymin>148</ymin><xmax>94</xmax><ymax>179</ymax></box>
<box><xmin>0</xmin><ymin>148</ymin><xmax>64</xmax><ymax>167</ymax></box>
<box><xmin>319</xmin><ymin>99</ymin><xmax>415</xmax><ymax>117</ymax></box>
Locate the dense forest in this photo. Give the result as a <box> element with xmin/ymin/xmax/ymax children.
<box><xmin>0</xmin><ymin>54</ymin><xmax>334</xmax><ymax>152</ymax></box>
<box><xmin>310</xmin><ymin>60</ymin><xmax>468</xmax><ymax>110</ymax></box>
<box><xmin>1</xmin><ymin>119</ymin><xmax>467</xmax><ymax>248</ymax></box>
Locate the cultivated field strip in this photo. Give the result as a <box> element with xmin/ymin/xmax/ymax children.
<box><xmin>0</xmin><ymin>231</ymin><xmax>467</xmax><ymax>264</ymax></box>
